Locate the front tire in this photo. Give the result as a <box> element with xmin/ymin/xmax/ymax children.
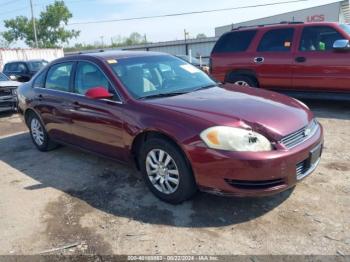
<box><xmin>139</xmin><ymin>138</ymin><xmax>197</xmax><ymax>204</ymax></box>
<box><xmin>28</xmin><ymin>113</ymin><xmax>58</xmax><ymax>152</ymax></box>
<box><xmin>227</xmin><ymin>74</ymin><xmax>258</xmax><ymax>87</ymax></box>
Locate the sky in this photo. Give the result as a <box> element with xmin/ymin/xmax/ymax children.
<box><xmin>0</xmin><ymin>0</ymin><xmax>344</xmax><ymax>47</ymax></box>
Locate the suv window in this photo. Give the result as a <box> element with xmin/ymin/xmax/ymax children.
<box><xmin>258</xmin><ymin>28</ymin><xmax>294</xmax><ymax>52</ymax></box>
<box><xmin>300</xmin><ymin>26</ymin><xmax>343</xmax><ymax>51</ymax></box>
<box><xmin>45</xmin><ymin>62</ymin><xmax>73</xmax><ymax>92</ymax></box>
<box><xmin>33</xmin><ymin>71</ymin><xmax>46</xmax><ymax>88</ymax></box>
<box><xmin>75</xmin><ymin>62</ymin><xmax>112</xmax><ymax>95</ymax></box>
<box><xmin>212</xmin><ymin>30</ymin><xmax>257</xmax><ymax>53</ymax></box>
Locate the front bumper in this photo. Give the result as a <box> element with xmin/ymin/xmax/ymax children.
<box><xmin>0</xmin><ymin>95</ymin><xmax>17</xmax><ymax>112</ymax></box>
<box><xmin>186</xmin><ymin>124</ymin><xmax>324</xmax><ymax>197</ymax></box>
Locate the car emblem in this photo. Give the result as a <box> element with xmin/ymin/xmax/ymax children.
<box><xmin>304</xmin><ymin>128</ymin><xmax>311</xmax><ymax>137</ymax></box>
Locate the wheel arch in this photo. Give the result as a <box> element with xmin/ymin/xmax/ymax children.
<box><xmin>24</xmin><ymin>108</ymin><xmax>42</xmax><ymax>128</ymax></box>
<box><xmin>131</xmin><ymin>129</ymin><xmax>194</xmax><ymax>174</ymax></box>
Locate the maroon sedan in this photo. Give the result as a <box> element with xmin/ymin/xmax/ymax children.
<box><xmin>17</xmin><ymin>51</ymin><xmax>323</xmax><ymax>204</ymax></box>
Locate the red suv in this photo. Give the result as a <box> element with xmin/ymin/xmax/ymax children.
<box><xmin>210</xmin><ymin>22</ymin><xmax>350</xmax><ymax>96</ymax></box>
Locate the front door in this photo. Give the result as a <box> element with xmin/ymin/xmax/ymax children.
<box><xmin>69</xmin><ymin>61</ymin><xmax>126</xmax><ymax>161</ymax></box>
<box><xmin>292</xmin><ymin>25</ymin><xmax>350</xmax><ymax>92</ymax></box>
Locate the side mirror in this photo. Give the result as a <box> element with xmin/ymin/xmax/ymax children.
<box><xmin>333</xmin><ymin>39</ymin><xmax>350</xmax><ymax>51</ymax></box>
<box><xmin>85</xmin><ymin>87</ymin><xmax>113</xmax><ymax>99</ymax></box>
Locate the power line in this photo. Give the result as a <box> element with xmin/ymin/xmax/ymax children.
<box><xmin>0</xmin><ymin>0</ymin><xmax>96</xmax><ymax>17</ymax></box>
<box><xmin>1</xmin><ymin>0</ymin><xmax>22</xmax><ymax>7</ymax></box>
<box><xmin>68</xmin><ymin>0</ymin><xmax>310</xmax><ymax>26</ymax></box>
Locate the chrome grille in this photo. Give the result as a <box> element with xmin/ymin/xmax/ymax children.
<box><xmin>296</xmin><ymin>160</ymin><xmax>308</xmax><ymax>179</ymax></box>
<box><xmin>280</xmin><ymin>120</ymin><xmax>318</xmax><ymax>149</ymax></box>
<box><xmin>0</xmin><ymin>89</ymin><xmax>12</xmax><ymax>97</ymax></box>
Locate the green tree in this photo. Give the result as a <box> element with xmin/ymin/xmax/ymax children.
<box><xmin>124</xmin><ymin>32</ymin><xmax>147</xmax><ymax>46</ymax></box>
<box><xmin>2</xmin><ymin>0</ymin><xmax>79</xmax><ymax>48</ymax></box>
<box><xmin>196</xmin><ymin>33</ymin><xmax>207</xmax><ymax>39</ymax></box>
<box><xmin>0</xmin><ymin>34</ymin><xmax>10</xmax><ymax>48</ymax></box>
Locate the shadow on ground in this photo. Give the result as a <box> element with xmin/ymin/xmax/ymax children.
<box><xmin>300</xmin><ymin>99</ymin><xmax>350</xmax><ymax>120</ymax></box>
<box><xmin>1</xmin><ymin>99</ymin><xmax>347</xmax><ymax>228</ymax></box>
<box><xmin>0</xmin><ymin>133</ymin><xmax>293</xmax><ymax>228</ymax></box>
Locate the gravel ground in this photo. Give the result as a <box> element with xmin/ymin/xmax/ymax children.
<box><xmin>0</xmin><ymin>99</ymin><xmax>349</xmax><ymax>256</ymax></box>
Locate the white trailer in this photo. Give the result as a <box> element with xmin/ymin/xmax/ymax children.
<box><xmin>0</xmin><ymin>48</ymin><xmax>64</xmax><ymax>71</ymax></box>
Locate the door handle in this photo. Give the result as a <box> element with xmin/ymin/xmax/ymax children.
<box><xmin>295</xmin><ymin>56</ymin><xmax>306</xmax><ymax>63</ymax></box>
<box><xmin>72</xmin><ymin>101</ymin><xmax>81</xmax><ymax>109</ymax></box>
<box><xmin>254</xmin><ymin>57</ymin><xmax>264</xmax><ymax>64</ymax></box>
<box><xmin>37</xmin><ymin>94</ymin><xmax>43</xmax><ymax>101</ymax></box>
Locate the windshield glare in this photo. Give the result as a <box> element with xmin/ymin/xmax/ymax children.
<box><xmin>340</xmin><ymin>24</ymin><xmax>350</xmax><ymax>35</ymax></box>
<box><xmin>109</xmin><ymin>55</ymin><xmax>215</xmax><ymax>99</ymax></box>
<box><xmin>0</xmin><ymin>73</ymin><xmax>9</xmax><ymax>81</ymax></box>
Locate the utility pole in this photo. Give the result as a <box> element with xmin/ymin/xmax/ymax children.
<box><xmin>30</xmin><ymin>0</ymin><xmax>38</xmax><ymax>48</ymax></box>
<box><xmin>184</xmin><ymin>29</ymin><xmax>189</xmax><ymax>55</ymax></box>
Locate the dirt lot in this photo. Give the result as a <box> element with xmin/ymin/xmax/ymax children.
<box><xmin>0</xmin><ymin>100</ymin><xmax>349</xmax><ymax>256</ymax></box>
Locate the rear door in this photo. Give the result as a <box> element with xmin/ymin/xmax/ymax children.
<box><xmin>210</xmin><ymin>30</ymin><xmax>257</xmax><ymax>82</ymax></box>
<box><xmin>33</xmin><ymin>62</ymin><xmax>76</xmax><ymax>143</ymax></box>
<box><xmin>252</xmin><ymin>27</ymin><xmax>296</xmax><ymax>90</ymax></box>
<box><xmin>292</xmin><ymin>25</ymin><xmax>350</xmax><ymax>92</ymax></box>
<box><xmin>69</xmin><ymin>61</ymin><xmax>126</xmax><ymax>160</ymax></box>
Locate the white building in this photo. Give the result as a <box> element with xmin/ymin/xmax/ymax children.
<box><xmin>68</xmin><ymin>0</ymin><xmax>350</xmax><ymax>61</ymax></box>
<box><xmin>215</xmin><ymin>0</ymin><xmax>350</xmax><ymax>36</ymax></box>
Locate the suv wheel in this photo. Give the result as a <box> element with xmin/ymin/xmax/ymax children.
<box><xmin>227</xmin><ymin>74</ymin><xmax>258</xmax><ymax>87</ymax></box>
<box><xmin>29</xmin><ymin>113</ymin><xmax>58</xmax><ymax>151</ymax></box>
<box><xmin>139</xmin><ymin>138</ymin><xmax>197</xmax><ymax>204</ymax></box>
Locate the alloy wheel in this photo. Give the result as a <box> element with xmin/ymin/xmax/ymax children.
<box><xmin>145</xmin><ymin>149</ymin><xmax>180</xmax><ymax>194</ymax></box>
<box><xmin>30</xmin><ymin>118</ymin><xmax>45</xmax><ymax>146</ymax></box>
<box><xmin>233</xmin><ymin>80</ymin><xmax>250</xmax><ymax>86</ymax></box>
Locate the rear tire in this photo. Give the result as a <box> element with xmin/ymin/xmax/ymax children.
<box><xmin>28</xmin><ymin>113</ymin><xmax>58</xmax><ymax>152</ymax></box>
<box><xmin>139</xmin><ymin>138</ymin><xmax>197</xmax><ymax>204</ymax></box>
<box><xmin>227</xmin><ymin>74</ymin><xmax>258</xmax><ymax>87</ymax></box>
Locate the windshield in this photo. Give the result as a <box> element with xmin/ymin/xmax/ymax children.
<box><xmin>28</xmin><ymin>61</ymin><xmax>48</xmax><ymax>72</ymax></box>
<box><xmin>340</xmin><ymin>24</ymin><xmax>350</xmax><ymax>35</ymax></box>
<box><xmin>0</xmin><ymin>72</ymin><xmax>9</xmax><ymax>81</ymax></box>
<box><xmin>109</xmin><ymin>55</ymin><xmax>215</xmax><ymax>99</ymax></box>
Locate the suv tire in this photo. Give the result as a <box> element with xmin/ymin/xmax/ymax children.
<box><xmin>227</xmin><ymin>74</ymin><xmax>258</xmax><ymax>87</ymax></box>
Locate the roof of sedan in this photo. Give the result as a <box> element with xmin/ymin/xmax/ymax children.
<box><xmin>68</xmin><ymin>50</ymin><xmax>166</xmax><ymax>60</ymax></box>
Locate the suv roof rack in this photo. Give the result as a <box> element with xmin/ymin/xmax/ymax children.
<box><xmin>232</xmin><ymin>21</ymin><xmax>304</xmax><ymax>31</ymax></box>
<box><xmin>78</xmin><ymin>49</ymin><xmax>105</xmax><ymax>55</ymax></box>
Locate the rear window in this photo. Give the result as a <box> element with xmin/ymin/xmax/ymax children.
<box><xmin>212</xmin><ymin>30</ymin><xmax>257</xmax><ymax>53</ymax></box>
<box><xmin>4</xmin><ymin>63</ymin><xmax>18</xmax><ymax>72</ymax></box>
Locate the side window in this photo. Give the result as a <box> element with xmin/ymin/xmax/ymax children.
<box><xmin>33</xmin><ymin>71</ymin><xmax>46</xmax><ymax>88</ymax></box>
<box><xmin>212</xmin><ymin>30</ymin><xmax>257</xmax><ymax>53</ymax></box>
<box><xmin>45</xmin><ymin>63</ymin><xmax>73</xmax><ymax>92</ymax></box>
<box><xmin>299</xmin><ymin>26</ymin><xmax>343</xmax><ymax>51</ymax></box>
<box><xmin>258</xmin><ymin>28</ymin><xmax>294</xmax><ymax>52</ymax></box>
<box><xmin>75</xmin><ymin>62</ymin><xmax>112</xmax><ymax>95</ymax></box>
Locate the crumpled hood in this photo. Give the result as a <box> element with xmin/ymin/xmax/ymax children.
<box><xmin>145</xmin><ymin>85</ymin><xmax>313</xmax><ymax>139</ymax></box>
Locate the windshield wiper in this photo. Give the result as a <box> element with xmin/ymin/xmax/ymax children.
<box><xmin>192</xmin><ymin>84</ymin><xmax>217</xmax><ymax>92</ymax></box>
<box><xmin>138</xmin><ymin>91</ymin><xmax>188</xmax><ymax>100</ymax></box>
